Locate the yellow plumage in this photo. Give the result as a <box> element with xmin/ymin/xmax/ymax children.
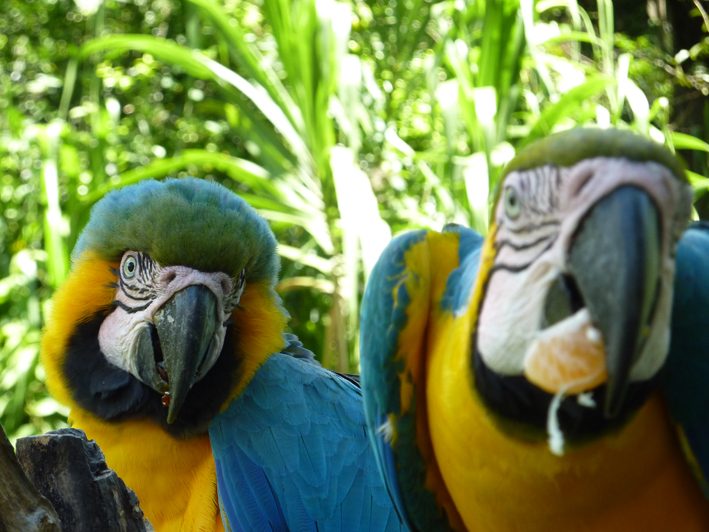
<box><xmin>393</xmin><ymin>230</ymin><xmax>466</xmax><ymax>531</ymax></box>
<box><xmin>69</xmin><ymin>409</ymin><xmax>223</xmax><ymax>532</ymax></box>
<box><xmin>42</xmin><ymin>255</ymin><xmax>118</xmax><ymax>409</ymax></box>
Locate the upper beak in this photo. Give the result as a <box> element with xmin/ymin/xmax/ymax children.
<box><xmin>567</xmin><ymin>186</ymin><xmax>661</xmax><ymax>418</ymax></box>
<box><xmin>135</xmin><ymin>285</ymin><xmax>219</xmax><ymax>424</ymax></box>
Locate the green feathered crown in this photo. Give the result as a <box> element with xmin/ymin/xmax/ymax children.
<box><xmin>73</xmin><ymin>178</ymin><xmax>280</xmax><ymax>286</ymax></box>
<box><xmin>503</xmin><ymin>128</ymin><xmax>687</xmax><ymax>182</ymax></box>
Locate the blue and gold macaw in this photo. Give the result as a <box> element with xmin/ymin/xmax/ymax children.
<box><xmin>41</xmin><ymin>178</ymin><xmax>406</xmax><ymax>532</ymax></box>
<box><xmin>360</xmin><ymin>128</ymin><xmax>709</xmax><ymax>532</ymax></box>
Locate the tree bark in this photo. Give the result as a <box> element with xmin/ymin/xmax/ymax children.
<box><xmin>0</xmin><ymin>422</ymin><xmax>62</xmax><ymax>532</ymax></box>
<box><xmin>16</xmin><ymin>428</ymin><xmax>154</xmax><ymax>532</ymax></box>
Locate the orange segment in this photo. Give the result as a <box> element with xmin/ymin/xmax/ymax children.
<box><xmin>524</xmin><ymin>318</ymin><xmax>608</xmax><ymax>395</ymax></box>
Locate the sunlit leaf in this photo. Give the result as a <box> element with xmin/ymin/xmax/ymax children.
<box><xmin>521</xmin><ymin>77</ymin><xmax>613</xmax><ymax>147</ymax></box>
<box><xmin>670</xmin><ymin>132</ymin><xmax>709</xmax><ymax>153</ymax></box>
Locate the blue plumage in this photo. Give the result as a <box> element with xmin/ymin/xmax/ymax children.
<box><xmin>663</xmin><ymin>222</ymin><xmax>709</xmax><ymax>496</ymax></box>
<box><xmin>211</xmin><ymin>343</ymin><xmax>407</xmax><ymax>532</ymax></box>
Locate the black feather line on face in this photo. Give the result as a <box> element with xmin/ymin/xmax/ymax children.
<box><xmin>111</xmin><ymin>300</ymin><xmax>152</xmax><ymax>314</ymax></box>
<box><xmin>63</xmin><ymin>310</ymin><xmax>242</xmax><ymax>439</ymax></box>
<box><xmin>471</xmin><ymin>342</ymin><xmax>658</xmax><ymax>443</ymax></box>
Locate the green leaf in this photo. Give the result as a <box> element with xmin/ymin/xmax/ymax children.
<box><xmin>670</xmin><ymin>132</ymin><xmax>709</xmax><ymax>153</ymax></box>
<box><xmin>79</xmin><ymin>35</ymin><xmax>214</xmax><ymax>77</ymax></box>
<box><xmin>331</xmin><ymin>146</ymin><xmax>391</xmax><ymax>279</ymax></box>
<box><xmin>521</xmin><ymin>77</ymin><xmax>613</xmax><ymax>147</ymax></box>
<box><xmin>687</xmin><ymin>170</ymin><xmax>709</xmax><ymax>201</ymax></box>
<box><xmin>39</xmin><ymin>122</ymin><xmax>69</xmax><ymax>288</ymax></box>
<box><xmin>463</xmin><ymin>152</ymin><xmax>490</xmax><ymax>235</ymax></box>
<box><xmin>278</xmin><ymin>244</ymin><xmax>333</xmax><ymax>274</ymax></box>
<box><xmin>79</xmin><ymin>35</ymin><xmax>314</xmax><ymax>172</ymax></box>
<box><xmin>187</xmin><ymin>0</ymin><xmax>302</xmax><ymax>130</ymax></box>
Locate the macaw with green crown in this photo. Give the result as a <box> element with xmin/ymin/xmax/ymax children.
<box><xmin>42</xmin><ymin>177</ymin><xmax>407</xmax><ymax>532</ymax></box>
<box><xmin>361</xmin><ymin>128</ymin><xmax>709</xmax><ymax>532</ymax></box>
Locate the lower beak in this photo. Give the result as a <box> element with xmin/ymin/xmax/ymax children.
<box><xmin>568</xmin><ymin>186</ymin><xmax>661</xmax><ymax>418</ymax></box>
<box><xmin>135</xmin><ymin>285</ymin><xmax>219</xmax><ymax>424</ymax></box>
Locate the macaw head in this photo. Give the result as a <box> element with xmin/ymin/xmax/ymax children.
<box><xmin>42</xmin><ymin>178</ymin><xmax>288</xmax><ymax>438</ymax></box>
<box><xmin>471</xmin><ymin>129</ymin><xmax>692</xmax><ymax>446</ymax></box>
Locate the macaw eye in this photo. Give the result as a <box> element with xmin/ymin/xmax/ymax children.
<box><xmin>504</xmin><ymin>186</ymin><xmax>521</xmax><ymax>219</ymax></box>
<box><xmin>123</xmin><ymin>256</ymin><xmax>138</xmax><ymax>278</ymax></box>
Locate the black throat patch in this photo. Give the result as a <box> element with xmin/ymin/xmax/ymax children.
<box><xmin>471</xmin><ymin>341</ymin><xmax>658</xmax><ymax>444</ymax></box>
<box><xmin>62</xmin><ymin>310</ymin><xmax>242</xmax><ymax>439</ymax></box>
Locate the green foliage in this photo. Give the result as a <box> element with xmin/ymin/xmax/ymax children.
<box><xmin>1</xmin><ymin>0</ymin><xmax>708</xmax><ymax>440</ymax></box>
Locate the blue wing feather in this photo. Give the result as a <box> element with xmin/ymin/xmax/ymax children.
<box><xmin>211</xmin><ymin>341</ymin><xmax>406</xmax><ymax>532</ymax></box>
<box><xmin>361</xmin><ymin>227</ymin><xmax>483</xmax><ymax>531</ymax></box>
<box><xmin>360</xmin><ymin>230</ymin><xmax>427</xmax><ymax>532</ymax></box>
<box><xmin>663</xmin><ymin>222</ymin><xmax>709</xmax><ymax>496</ymax></box>
<box><xmin>214</xmin><ymin>446</ymin><xmax>287</xmax><ymax>532</ymax></box>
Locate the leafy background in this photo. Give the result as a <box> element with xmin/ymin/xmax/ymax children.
<box><xmin>1</xmin><ymin>0</ymin><xmax>708</xmax><ymax>441</ymax></box>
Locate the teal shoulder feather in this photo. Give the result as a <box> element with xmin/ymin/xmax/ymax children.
<box><xmin>440</xmin><ymin>224</ymin><xmax>484</xmax><ymax>314</ymax></box>
<box><xmin>360</xmin><ymin>227</ymin><xmax>483</xmax><ymax>531</ymax></box>
<box><xmin>360</xmin><ymin>230</ymin><xmax>428</xmax><ymax>531</ymax></box>
<box><xmin>663</xmin><ymin>222</ymin><xmax>709</xmax><ymax>497</ymax></box>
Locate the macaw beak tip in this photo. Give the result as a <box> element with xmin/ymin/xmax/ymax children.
<box><xmin>166</xmin><ymin>399</ymin><xmax>179</xmax><ymax>425</ymax></box>
<box><xmin>603</xmin><ymin>376</ymin><xmax>626</xmax><ymax>419</ymax></box>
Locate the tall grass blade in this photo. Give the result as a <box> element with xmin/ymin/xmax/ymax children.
<box><xmin>464</xmin><ymin>153</ymin><xmax>490</xmax><ymax>235</ymax></box>
<box><xmin>40</xmin><ymin>122</ymin><xmax>69</xmax><ymax>288</ymax></box>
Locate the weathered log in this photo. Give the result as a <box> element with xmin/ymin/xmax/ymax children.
<box><xmin>0</xmin><ymin>422</ymin><xmax>61</xmax><ymax>532</ymax></box>
<box><xmin>16</xmin><ymin>428</ymin><xmax>153</xmax><ymax>532</ymax></box>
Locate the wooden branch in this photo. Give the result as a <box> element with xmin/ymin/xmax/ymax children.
<box><xmin>0</xmin><ymin>422</ymin><xmax>61</xmax><ymax>532</ymax></box>
<box><xmin>16</xmin><ymin>428</ymin><xmax>154</xmax><ymax>532</ymax></box>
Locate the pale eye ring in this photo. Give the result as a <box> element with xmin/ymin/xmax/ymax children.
<box><xmin>504</xmin><ymin>186</ymin><xmax>521</xmax><ymax>219</ymax></box>
<box><xmin>123</xmin><ymin>256</ymin><xmax>138</xmax><ymax>278</ymax></box>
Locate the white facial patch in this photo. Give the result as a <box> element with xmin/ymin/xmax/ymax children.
<box><xmin>478</xmin><ymin>262</ymin><xmax>563</xmax><ymax>375</ymax></box>
<box><xmin>98</xmin><ymin>251</ymin><xmax>246</xmax><ymax>385</ymax></box>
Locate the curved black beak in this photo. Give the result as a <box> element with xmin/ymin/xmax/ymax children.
<box><xmin>568</xmin><ymin>186</ymin><xmax>660</xmax><ymax>418</ymax></box>
<box><xmin>134</xmin><ymin>285</ymin><xmax>219</xmax><ymax>424</ymax></box>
